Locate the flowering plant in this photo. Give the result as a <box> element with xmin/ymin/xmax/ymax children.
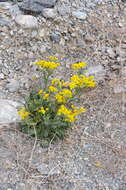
<box><xmin>18</xmin><ymin>56</ymin><xmax>96</xmax><ymax>144</ymax></box>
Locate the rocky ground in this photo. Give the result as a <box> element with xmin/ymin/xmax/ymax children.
<box><xmin>0</xmin><ymin>0</ymin><xmax>126</xmax><ymax>189</ymax></box>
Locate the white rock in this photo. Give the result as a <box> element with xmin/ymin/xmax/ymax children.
<box><xmin>0</xmin><ymin>73</ymin><xmax>4</xmax><ymax>79</ymax></box>
<box><xmin>86</xmin><ymin>65</ymin><xmax>106</xmax><ymax>81</ymax></box>
<box><xmin>15</xmin><ymin>15</ymin><xmax>38</xmax><ymax>29</ymax></box>
<box><xmin>0</xmin><ymin>99</ymin><xmax>21</xmax><ymax>123</ymax></box>
<box><xmin>38</xmin><ymin>28</ymin><xmax>46</xmax><ymax>37</ymax></box>
<box><xmin>72</xmin><ymin>11</ymin><xmax>87</xmax><ymax>20</ymax></box>
<box><xmin>42</xmin><ymin>8</ymin><xmax>57</xmax><ymax>19</ymax></box>
<box><xmin>106</xmin><ymin>47</ymin><xmax>116</xmax><ymax>58</ymax></box>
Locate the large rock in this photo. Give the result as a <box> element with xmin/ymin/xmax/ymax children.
<box><xmin>0</xmin><ymin>99</ymin><xmax>21</xmax><ymax>123</ymax></box>
<box><xmin>15</xmin><ymin>15</ymin><xmax>38</xmax><ymax>29</ymax></box>
<box><xmin>20</xmin><ymin>0</ymin><xmax>57</xmax><ymax>14</ymax></box>
<box><xmin>5</xmin><ymin>79</ymin><xmax>20</xmax><ymax>92</ymax></box>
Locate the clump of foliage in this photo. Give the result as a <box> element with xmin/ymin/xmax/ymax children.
<box><xmin>18</xmin><ymin>56</ymin><xmax>96</xmax><ymax>144</ymax></box>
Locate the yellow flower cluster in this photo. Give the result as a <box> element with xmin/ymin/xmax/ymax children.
<box><xmin>71</xmin><ymin>62</ymin><xmax>87</xmax><ymax>70</ymax></box>
<box><xmin>38</xmin><ymin>89</ymin><xmax>43</xmax><ymax>95</ymax></box>
<box><xmin>18</xmin><ymin>108</ymin><xmax>30</xmax><ymax>120</ymax></box>
<box><xmin>19</xmin><ymin>59</ymin><xmax>96</xmax><ymax>129</ymax></box>
<box><xmin>48</xmin><ymin>56</ymin><xmax>59</xmax><ymax>61</ymax></box>
<box><xmin>38</xmin><ymin>106</ymin><xmax>46</xmax><ymax>114</ymax></box>
<box><xmin>48</xmin><ymin>86</ymin><xmax>58</xmax><ymax>93</ymax></box>
<box><xmin>79</xmin><ymin>75</ymin><xmax>96</xmax><ymax>87</ymax></box>
<box><xmin>38</xmin><ymin>89</ymin><xmax>49</xmax><ymax>100</ymax></box>
<box><xmin>51</xmin><ymin>78</ymin><xmax>62</xmax><ymax>87</ymax></box>
<box><xmin>57</xmin><ymin>105</ymin><xmax>86</xmax><ymax>122</ymax></box>
<box><xmin>34</xmin><ymin>60</ymin><xmax>60</xmax><ymax>69</ymax></box>
<box><xmin>43</xmin><ymin>93</ymin><xmax>49</xmax><ymax>99</ymax></box>
<box><xmin>55</xmin><ymin>94</ymin><xmax>66</xmax><ymax>103</ymax></box>
<box><xmin>62</xmin><ymin>74</ymin><xmax>96</xmax><ymax>89</ymax></box>
<box><xmin>59</xmin><ymin>89</ymin><xmax>72</xmax><ymax>98</ymax></box>
<box><xmin>38</xmin><ymin>107</ymin><xmax>48</xmax><ymax>114</ymax></box>
<box><xmin>54</xmin><ymin>89</ymin><xmax>73</xmax><ymax>103</ymax></box>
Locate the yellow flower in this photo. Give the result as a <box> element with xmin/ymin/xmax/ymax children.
<box><xmin>57</xmin><ymin>105</ymin><xmax>76</xmax><ymax>123</ymax></box>
<box><xmin>68</xmin><ymin>82</ymin><xmax>77</xmax><ymax>90</ymax></box>
<box><xmin>94</xmin><ymin>161</ymin><xmax>103</xmax><ymax>168</ymax></box>
<box><xmin>38</xmin><ymin>89</ymin><xmax>43</xmax><ymax>95</ymax></box>
<box><xmin>48</xmin><ymin>56</ymin><xmax>59</xmax><ymax>61</ymax></box>
<box><xmin>62</xmin><ymin>81</ymin><xmax>77</xmax><ymax>90</ymax></box>
<box><xmin>59</xmin><ymin>89</ymin><xmax>73</xmax><ymax>98</ymax></box>
<box><xmin>71</xmin><ymin>104</ymin><xmax>76</xmax><ymax>109</ymax></box>
<box><xmin>51</xmin><ymin>78</ymin><xmax>61</xmax><ymax>86</ymax></box>
<box><xmin>70</xmin><ymin>74</ymin><xmax>96</xmax><ymax>88</ymax></box>
<box><xmin>65</xmin><ymin>114</ymin><xmax>75</xmax><ymax>122</ymax></box>
<box><xmin>55</xmin><ymin>94</ymin><xmax>66</xmax><ymax>103</ymax></box>
<box><xmin>71</xmin><ymin>62</ymin><xmax>87</xmax><ymax>70</ymax></box>
<box><xmin>62</xmin><ymin>75</ymin><xmax>96</xmax><ymax>90</ymax></box>
<box><xmin>34</xmin><ymin>60</ymin><xmax>60</xmax><ymax>69</ymax></box>
<box><xmin>70</xmin><ymin>74</ymin><xmax>83</xmax><ymax>87</ymax></box>
<box><xmin>31</xmin><ymin>76</ymin><xmax>37</xmax><ymax>80</ymax></box>
<box><xmin>57</xmin><ymin>105</ymin><xmax>86</xmax><ymax>123</ymax></box>
<box><xmin>80</xmin><ymin>75</ymin><xmax>96</xmax><ymax>87</ymax></box>
<box><xmin>38</xmin><ymin>106</ymin><xmax>46</xmax><ymax>114</ymax></box>
<box><xmin>57</xmin><ymin>105</ymin><xmax>71</xmax><ymax>115</ymax></box>
<box><xmin>18</xmin><ymin>108</ymin><xmax>30</xmax><ymax>120</ymax></box>
<box><xmin>43</xmin><ymin>92</ymin><xmax>49</xmax><ymax>100</ymax></box>
<box><xmin>87</xmin><ymin>81</ymin><xmax>96</xmax><ymax>87</ymax></box>
<box><xmin>48</xmin><ymin>86</ymin><xmax>58</xmax><ymax>93</ymax></box>
<box><xmin>62</xmin><ymin>82</ymin><xmax>69</xmax><ymax>87</ymax></box>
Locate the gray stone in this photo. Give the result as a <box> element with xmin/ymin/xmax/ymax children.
<box><xmin>0</xmin><ymin>2</ymin><xmax>12</xmax><ymax>10</ymax></box>
<box><xmin>113</xmin><ymin>82</ymin><xmax>126</xmax><ymax>94</ymax></box>
<box><xmin>38</xmin><ymin>28</ymin><xmax>46</xmax><ymax>38</ymax></box>
<box><xmin>42</xmin><ymin>8</ymin><xmax>57</xmax><ymax>19</ymax></box>
<box><xmin>58</xmin><ymin>5</ymin><xmax>70</xmax><ymax>16</ymax></box>
<box><xmin>0</xmin><ymin>183</ymin><xmax>15</xmax><ymax>190</ymax></box>
<box><xmin>106</xmin><ymin>47</ymin><xmax>116</xmax><ymax>58</ymax></box>
<box><xmin>20</xmin><ymin>0</ymin><xmax>57</xmax><ymax>13</ymax></box>
<box><xmin>2</xmin><ymin>68</ymin><xmax>9</xmax><ymax>75</ymax></box>
<box><xmin>0</xmin><ymin>99</ymin><xmax>21</xmax><ymax>123</ymax></box>
<box><xmin>50</xmin><ymin>32</ymin><xmax>61</xmax><ymax>43</ymax></box>
<box><xmin>37</xmin><ymin>163</ymin><xmax>60</xmax><ymax>176</ymax></box>
<box><xmin>39</xmin><ymin>45</ymin><xmax>47</xmax><ymax>53</ymax></box>
<box><xmin>5</xmin><ymin>79</ymin><xmax>20</xmax><ymax>92</ymax></box>
<box><xmin>0</xmin><ymin>17</ymin><xmax>9</xmax><ymax>27</ymax></box>
<box><xmin>84</xmin><ymin>34</ymin><xmax>95</xmax><ymax>43</ymax></box>
<box><xmin>9</xmin><ymin>4</ymin><xmax>22</xmax><ymax>18</ymax></box>
<box><xmin>72</xmin><ymin>11</ymin><xmax>87</xmax><ymax>20</ymax></box>
<box><xmin>116</xmin><ymin>47</ymin><xmax>126</xmax><ymax>58</ymax></box>
<box><xmin>0</xmin><ymin>73</ymin><xmax>4</xmax><ymax>79</ymax></box>
<box><xmin>31</xmin><ymin>30</ymin><xmax>38</xmax><ymax>38</ymax></box>
<box><xmin>15</xmin><ymin>15</ymin><xmax>38</xmax><ymax>29</ymax></box>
